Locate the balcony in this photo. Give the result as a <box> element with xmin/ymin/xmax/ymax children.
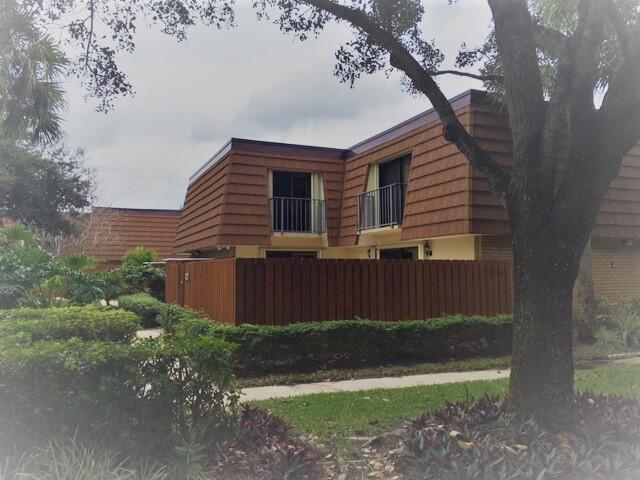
<box><xmin>270</xmin><ymin>197</ymin><xmax>326</xmax><ymax>234</ymax></box>
<box><xmin>357</xmin><ymin>183</ymin><xmax>406</xmax><ymax>232</ymax></box>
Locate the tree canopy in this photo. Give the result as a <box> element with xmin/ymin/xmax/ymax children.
<box><xmin>0</xmin><ymin>142</ymin><xmax>94</xmax><ymax>236</ymax></box>
<box><xmin>0</xmin><ymin>0</ymin><xmax>67</xmax><ymax>143</ymax></box>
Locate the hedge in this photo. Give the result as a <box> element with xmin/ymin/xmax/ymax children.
<box><xmin>177</xmin><ymin>315</ymin><xmax>513</xmax><ymax>374</ymax></box>
<box><xmin>117</xmin><ymin>293</ymin><xmax>164</xmax><ymax>327</ymax></box>
<box><xmin>118</xmin><ymin>293</ymin><xmax>201</xmax><ymax>331</ymax></box>
<box><xmin>0</xmin><ymin>327</ymin><xmax>238</xmax><ymax>455</ymax></box>
<box><xmin>0</xmin><ymin>306</ymin><xmax>139</xmax><ymax>343</ymax></box>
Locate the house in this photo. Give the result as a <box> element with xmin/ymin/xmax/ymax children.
<box><xmin>174</xmin><ymin>89</ymin><xmax>640</xmax><ymax>299</ymax></box>
<box><xmin>76</xmin><ymin>207</ymin><xmax>182</xmax><ymax>268</ymax></box>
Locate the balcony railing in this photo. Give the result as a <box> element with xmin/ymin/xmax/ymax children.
<box><xmin>270</xmin><ymin>197</ymin><xmax>326</xmax><ymax>234</ymax></box>
<box><xmin>357</xmin><ymin>183</ymin><xmax>407</xmax><ymax>231</ymax></box>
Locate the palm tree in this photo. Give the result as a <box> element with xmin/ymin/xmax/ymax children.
<box><xmin>0</xmin><ymin>0</ymin><xmax>67</xmax><ymax>144</ymax></box>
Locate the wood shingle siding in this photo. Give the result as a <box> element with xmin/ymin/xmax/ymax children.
<box><xmin>338</xmin><ymin>106</ymin><xmax>473</xmax><ymax>245</ymax></box>
<box><xmin>77</xmin><ymin>208</ymin><xmax>181</xmax><ymax>266</ymax></box>
<box><xmin>175</xmin><ymin>140</ymin><xmax>347</xmax><ymax>252</ymax></box>
<box><xmin>469</xmin><ymin>104</ymin><xmax>640</xmax><ymax>238</ymax></box>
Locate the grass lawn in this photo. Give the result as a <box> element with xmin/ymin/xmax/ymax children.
<box><xmin>253</xmin><ymin>363</ymin><xmax>640</xmax><ymax>455</ymax></box>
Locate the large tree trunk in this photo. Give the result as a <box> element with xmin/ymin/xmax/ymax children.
<box><xmin>573</xmin><ymin>239</ymin><xmax>598</xmax><ymax>341</ymax></box>
<box><xmin>508</xmin><ymin>232</ymin><xmax>581</xmax><ymax>423</ymax></box>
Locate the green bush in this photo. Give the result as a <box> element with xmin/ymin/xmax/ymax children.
<box><xmin>118</xmin><ymin>294</ymin><xmax>202</xmax><ymax>331</ymax></box>
<box><xmin>156</xmin><ymin>303</ymin><xmax>202</xmax><ymax>334</ymax></box>
<box><xmin>0</xmin><ymin>306</ymin><xmax>139</xmax><ymax>342</ymax></box>
<box><xmin>0</xmin><ymin>329</ymin><xmax>238</xmax><ymax>455</ymax></box>
<box><xmin>0</xmin><ymin>226</ymin><xmax>63</xmax><ymax>308</ymax></box>
<box><xmin>178</xmin><ymin>315</ymin><xmax>512</xmax><ymax>374</ymax></box>
<box><xmin>118</xmin><ymin>293</ymin><xmax>163</xmax><ymax>328</ymax></box>
<box><xmin>119</xmin><ymin>264</ymin><xmax>165</xmax><ymax>301</ymax></box>
<box><xmin>596</xmin><ymin>296</ymin><xmax>640</xmax><ymax>351</ymax></box>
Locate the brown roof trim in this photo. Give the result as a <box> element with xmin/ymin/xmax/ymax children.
<box><xmin>349</xmin><ymin>89</ymin><xmax>491</xmax><ymax>154</ymax></box>
<box><xmin>188</xmin><ymin>137</ymin><xmax>349</xmax><ymax>185</ymax></box>
<box><xmin>92</xmin><ymin>207</ymin><xmax>182</xmax><ymax>215</ymax></box>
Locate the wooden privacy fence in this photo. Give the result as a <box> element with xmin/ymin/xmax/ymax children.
<box><xmin>166</xmin><ymin>258</ymin><xmax>513</xmax><ymax>325</ymax></box>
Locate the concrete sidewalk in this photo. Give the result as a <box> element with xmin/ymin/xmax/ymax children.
<box><xmin>241</xmin><ymin>354</ymin><xmax>640</xmax><ymax>402</ymax></box>
<box><xmin>241</xmin><ymin>368</ymin><xmax>511</xmax><ymax>402</ymax></box>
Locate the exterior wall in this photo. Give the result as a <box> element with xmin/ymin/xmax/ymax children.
<box><xmin>338</xmin><ymin>105</ymin><xmax>474</xmax><ymax>246</ymax></box>
<box><xmin>428</xmin><ymin>236</ymin><xmax>476</xmax><ymax>260</ymax></box>
<box><xmin>74</xmin><ymin>208</ymin><xmax>181</xmax><ymax>265</ymax></box>
<box><xmin>477</xmin><ymin>235</ymin><xmax>640</xmax><ymax>299</ymax></box>
<box><xmin>469</xmin><ymin>104</ymin><xmax>640</xmax><ymax>239</ymax></box>
<box><xmin>592</xmin><ymin>238</ymin><xmax>640</xmax><ymax>298</ymax></box>
<box><xmin>176</xmin><ymin>141</ymin><xmax>346</xmax><ymax>253</ymax></box>
<box><xmin>174</xmin><ymin>153</ymin><xmax>232</xmax><ymax>253</ymax></box>
<box><xmin>477</xmin><ymin>235</ymin><xmax>513</xmax><ymax>262</ymax></box>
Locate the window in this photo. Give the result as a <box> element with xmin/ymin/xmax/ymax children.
<box><xmin>270</xmin><ymin>171</ymin><xmax>325</xmax><ymax>233</ymax></box>
<box><xmin>358</xmin><ymin>154</ymin><xmax>411</xmax><ymax>231</ymax></box>
<box><xmin>265</xmin><ymin>250</ymin><xmax>318</xmax><ymax>259</ymax></box>
<box><xmin>379</xmin><ymin>247</ymin><xmax>419</xmax><ymax>260</ymax></box>
<box><xmin>272</xmin><ymin>171</ymin><xmax>311</xmax><ymax>199</ymax></box>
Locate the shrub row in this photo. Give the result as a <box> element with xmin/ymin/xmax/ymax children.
<box><xmin>177</xmin><ymin>315</ymin><xmax>513</xmax><ymax>374</ymax></box>
<box><xmin>0</xmin><ymin>306</ymin><xmax>139</xmax><ymax>342</ymax></box>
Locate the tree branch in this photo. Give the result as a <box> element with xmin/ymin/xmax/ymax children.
<box><xmin>300</xmin><ymin>0</ymin><xmax>511</xmax><ymax>203</ymax></box>
<box><xmin>488</xmin><ymin>0</ymin><xmax>545</xmax><ymax>176</ymax></box>
<box><xmin>431</xmin><ymin>70</ymin><xmax>502</xmax><ymax>82</ymax></box>
<box><xmin>84</xmin><ymin>0</ymin><xmax>95</xmax><ymax>70</ymax></box>
<box><xmin>533</xmin><ymin>24</ymin><xmax>569</xmax><ymax>58</ymax></box>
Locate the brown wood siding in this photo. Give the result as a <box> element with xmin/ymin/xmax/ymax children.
<box><xmin>77</xmin><ymin>208</ymin><xmax>181</xmax><ymax>263</ymax></box>
<box><xmin>469</xmin><ymin>105</ymin><xmax>640</xmax><ymax>238</ymax></box>
<box><xmin>218</xmin><ymin>151</ymin><xmax>345</xmax><ymax>246</ymax></box>
<box><xmin>175</xmin><ymin>146</ymin><xmax>346</xmax><ymax>252</ymax></box>
<box><xmin>174</xmin><ymin>153</ymin><xmax>232</xmax><ymax>252</ymax></box>
<box><xmin>168</xmin><ymin>258</ymin><xmax>512</xmax><ymax>325</ymax></box>
<box><xmin>338</xmin><ymin>107</ymin><xmax>473</xmax><ymax>245</ymax></box>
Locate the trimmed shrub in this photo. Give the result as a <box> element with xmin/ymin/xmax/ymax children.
<box><xmin>118</xmin><ymin>293</ymin><xmax>163</xmax><ymax>328</ymax></box>
<box><xmin>118</xmin><ymin>294</ymin><xmax>203</xmax><ymax>332</ymax></box>
<box><xmin>156</xmin><ymin>302</ymin><xmax>202</xmax><ymax>334</ymax></box>
<box><xmin>0</xmin><ymin>306</ymin><xmax>139</xmax><ymax>342</ymax></box>
<box><xmin>178</xmin><ymin>315</ymin><xmax>512</xmax><ymax>374</ymax></box>
<box><xmin>0</xmin><ymin>331</ymin><xmax>239</xmax><ymax>455</ymax></box>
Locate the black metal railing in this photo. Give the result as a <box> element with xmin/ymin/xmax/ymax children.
<box><xmin>270</xmin><ymin>197</ymin><xmax>326</xmax><ymax>234</ymax></box>
<box><xmin>357</xmin><ymin>183</ymin><xmax>406</xmax><ymax>231</ymax></box>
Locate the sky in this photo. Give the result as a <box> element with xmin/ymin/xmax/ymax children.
<box><xmin>62</xmin><ymin>0</ymin><xmax>492</xmax><ymax>210</ymax></box>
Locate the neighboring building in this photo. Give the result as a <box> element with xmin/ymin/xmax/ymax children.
<box><xmin>76</xmin><ymin>207</ymin><xmax>182</xmax><ymax>268</ymax></box>
<box><xmin>173</xmin><ymin>89</ymin><xmax>640</xmax><ymax>298</ymax></box>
